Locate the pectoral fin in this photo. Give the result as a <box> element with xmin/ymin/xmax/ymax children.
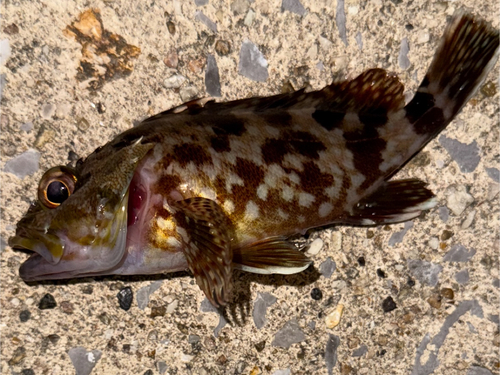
<box><xmin>233</xmin><ymin>237</ymin><xmax>312</xmax><ymax>275</ymax></box>
<box><xmin>172</xmin><ymin>197</ymin><xmax>234</xmax><ymax>307</ymax></box>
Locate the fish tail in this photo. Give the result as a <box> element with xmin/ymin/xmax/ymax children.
<box><xmin>405</xmin><ymin>10</ymin><xmax>499</xmax><ymax>139</ymax></box>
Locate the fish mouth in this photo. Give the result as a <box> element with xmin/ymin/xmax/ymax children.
<box><xmin>11</xmin><ymin>193</ymin><xmax>130</xmax><ymax>282</ymax></box>
<box><xmin>9</xmin><ymin>229</ymin><xmax>64</xmax><ymax>266</ymax></box>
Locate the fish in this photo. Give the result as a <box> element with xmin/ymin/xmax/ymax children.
<box><xmin>9</xmin><ymin>11</ymin><xmax>499</xmax><ymax>307</ymax></box>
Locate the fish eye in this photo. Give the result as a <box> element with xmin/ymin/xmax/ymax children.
<box><xmin>38</xmin><ymin>166</ymin><xmax>78</xmax><ymax>208</ymax></box>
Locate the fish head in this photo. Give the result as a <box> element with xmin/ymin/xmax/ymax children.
<box><xmin>9</xmin><ymin>138</ymin><xmax>154</xmax><ymax>281</ymax></box>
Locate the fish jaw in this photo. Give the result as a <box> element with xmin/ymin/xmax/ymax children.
<box><xmin>14</xmin><ymin>190</ymin><xmax>130</xmax><ymax>281</ymax></box>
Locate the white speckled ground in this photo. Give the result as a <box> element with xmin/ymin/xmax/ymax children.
<box><xmin>1</xmin><ymin>1</ymin><xmax>499</xmax><ymax>374</ymax></box>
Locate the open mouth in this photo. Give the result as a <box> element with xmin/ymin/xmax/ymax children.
<box><xmin>9</xmin><ymin>229</ymin><xmax>64</xmax><ymax>266</ymax></box>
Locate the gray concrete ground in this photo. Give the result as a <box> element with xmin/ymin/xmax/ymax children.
<box><xmin>1</xmin><ymin>1</ymin><xmax>499</xmax><ymax>374</ymax></box>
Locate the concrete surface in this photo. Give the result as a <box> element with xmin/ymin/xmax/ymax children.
<box><xmin>1</xmin><ymin>1</ymin><xmax>499</xmax><ymax>374</ymax></box>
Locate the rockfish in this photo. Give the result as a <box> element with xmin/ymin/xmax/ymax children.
<box><xmin>10</xmin><ymin>11</ymin><xmax>499</xmax><ymax>307</ymax></box>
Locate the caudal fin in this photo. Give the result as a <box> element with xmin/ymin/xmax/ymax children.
<box><xmin>405</xmin><ymin>11</ymin><xmax>499</xmax><ymax>138</ymax></box>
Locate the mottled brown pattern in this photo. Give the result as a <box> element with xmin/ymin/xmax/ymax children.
<box><xmin>312</xmin><ymin>109</ymin><xmax>345</xmax><ymax>131</ymax></box>
<box><xmin>261</xmin><ymin>138</ymin><xmax>290</xmax><ymax>164</ymax></box>
<box><xmin>297</xmin><ymin>161</ymin><xmax>333</xmax><ymax>196</ymax></box>
<box><xmin>288</xmin><ymin>131</ymin><xmax>326</xmax><ymax>160</ymax></box>
<box><xmin>346</xmin><ymin>138</ymin><xmax>386</xmax><ymax>192</ymax></box>
<box><xmin>172</xmin><ymin>144</ymin><xmax>211</xmax><ymax>167</ymax></box>
<box><xmin>211</xmin><ymin>116</ymin><xmax>247</xmax><ymax>136</ymax></box>
<box><xmin>154</xmin><ymin>174</ymin><xmax>181</xmax><ymax>199</ymax></box>
<box><xmin>210</xmin><ymin>136</ymin><xmax>231</xmax><ymax>153</ymax></box>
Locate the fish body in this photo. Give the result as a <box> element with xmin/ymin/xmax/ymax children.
<box><xmin>10</xmin><ymin>12</ymin><xmax>499</xmax><ymax>306</ymax></box>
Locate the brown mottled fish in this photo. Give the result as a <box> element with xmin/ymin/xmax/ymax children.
<box><xmin>10</xmin><ymin>11</ymin><xmax>499</xmax><ymax>307</ymax></box>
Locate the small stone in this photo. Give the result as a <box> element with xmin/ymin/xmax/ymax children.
<box><xmin>151</xmin><ymin>306</ymin><xmax>166</xmax><ymax>318</ymax></box>
<box><xmin>81</xmin><ymin>285</ymin><xmax>93</xmax><ymax>295</ymax></box>
<box><xmin>480</xmin><ymin>81</ymin><xmax>497</xmax><ymax>97</ymax></box>
<box><xmin>19</xmin><ymin>310</ymin><xmax>31</xmax><ymax>322</ymax></box>
<box><xmin>98</xmin><ymin>312</ymin><xmax>110</xmax><ymax>325</ymax></box>
<box><xmin>8</xmin><ymin>346</ymin><xmax>26</xmax><ymax>365</ymax></box>
<box><xmin>195</xmin><ymin>0</ymin><xmax>209</xmax><ymax>5</ymax></box>
<box><xmin>3</xmin><ymin>23</ymin><xmax>19</xmax><ymax>35</ymax></box>
<box><xmin>376</xmin><ymin>269</ymin><xmax>387</xmax><ymax>278</ymax></box>
<box><xmin>427</xmin><ymin>295</ymin><xmax>442</xmax><ymax>309</ymax></box>
<box><xmin>39</xmin><ymin>293</ymin><xmax>57</xmax><ymax>310</ymax></box>
<box><xmin>164</xmin><ymin>74</ymin><xmax>186</xmax><ymax>89</ymax></box>
<box><xmin>439</xmin><ymin>135</ymin><xmax>480</xmax><ymax>173</ymax></box>
<box><xmin>438</xmin><ymin>206</ymin><xmax>449</xmax><ymax>222</ymax></box>
<box><xmin>440</xmin><ymin>288</ymin><xmax>454</xmax><ymax>300</ymax></box>
<box><xmin>341</xmin><ymin>363</ymin><xmax>353</xmax><ymax>374</ymax></box>
<box><xmin>68</xmin><ymin>347</ymin><xmax>102</xmax><ymax>375</ymax></box>
<box><xmin>244</xmin><ymin>9</ymin><xmax>256</xmax><ymax>26</ymax></box>
<box><xmin>461</xmin><ymin>210</ymin><xmax>476</xmax><ymax>229</ymax></box>
<box><xmin>47</xmin><ymin>334</ymin><xmax>60</xmax><ymax>345</ymax></box>
<box><xmin>382</xmin><ymin>296</ymin><xmax>397</xmax><ymax>312</ymax></box>
<box><xmin>467</xmin><ymin>366</ymin><xmax>493</xmax><ymax>375</ymax></box>
<box><xmin>357</xmin><ymin>257</ymin><xmax>365</xmax><ymax>266</ymax></box>
<box><xmin>166</xmin><ymin>299</ymin><xmax>178</xmax><ymax>314</ymax></box>
<box><xmin>76</xmin><ymin>117</ymin><xmax>90</xmax><ymax>131</ymax></box>
<box><xmin>388</xmin><ymin>221</ymin><xmax>413</xmax><ymax>246</ymax></box>
<box><xmin>60</xmin><ymin>301</ymin><xmax>74</xmax><ymax>314</ymax></box>
<box><xmin>166</xmin><ymin>21</ymin><xmax>175</xmax><ymax>35</ymax></box>
<box><xmin>485</xmin><ymin>167</ymin><xmax>500</xmax><ymax>182</ymax></box>
<box><xmin>272</xmin><ymin>370</ymin><xmax>291</xmax><ymax>375</ymax></box>
<box><xmin>428</xmin><ymin>237</ymin><xmax>439</xmax><ymax>250</ymax></box>
<box><xmin>281</xmin><ymin>0</ymin><xmax>307</xmax><ymax>16</ymax></box>
<box><xmin>336</xmin><ymin>0</ymin><xmax>347</xmax><ymax>46</ymax></box>
<box><xmin>253</xmin><ymin>292</ymin><xmax>277</xmax><ymax>329</ymax></box>
<box><xmin>325</xmin><ymin>334</ymin><xmax>340</xmax><ymax>375</ymax></box>
<box><xmin>181</xmin><ymin>353</ymin><xmax>195</xmax><ymax>362</ymax></box>
<box><xmin>254</xmin><ymin>340</ymin><xmax>266</xmax><ymax>352</ymax></box>
<box><xmin>407</xmin><ymin>259</ymin><xmax>443</xmax><ymax>286</ymax></box>
<box><xmin>238</xmin><ymin>40</ymin><xmax>268</xmax><ymax>82</ymax></box>
<box><xmin>355</xmin><ymin>31</ymin><xmax>363</xmax><ymax>50</ymax></box>
<box><xmin>398</xmin><ymin>38</ymin><xmax>410</xmax><ymax>70</ymax></box>
<box><xmin>163</xmin><ymin>50</ymin><xmax>178</xmax><ymax>68</ymax></box>
<box><xmin>306</xmin><ymin>238</ymin><xmax>323</xmax><ymax>255</ymax></box>
<box><xmin>179</xmin><ymin>86</ymin><xmax>198</xmax><ymax>102</ymax></box>
<box><xmin>272</xmin><ymin>319</ymin><xmax>305</xmax><ymax>348</ymax></box>
<box><xmin>117</xmin><ymin>286</ymin><xmax>133</xmax><ymax>311</ymax></box>
<box><xmin>231</xmin><ymin>0</ymin><xmax>250</xmax><ymax>15</ymax></box>
<box><xmin>330</xmin><ymin>231</ymin><xmax>342</xmax><ymax>251</ymax></box>
<box><xmin>440</xmin><ymin>230</ymin><xmax>454</xmax><ymax>241</ymax></box>
<box><xmin>21</xmin><ymin>122</ymin><xmax>34</xmax><ymax>132</ymax></box>
<box><xmin>325</xmin><ymin>304</ymin><xmax>344</xmax><ymax>328</ymax></box>
<box><xmin>215</xmin><ymin>40</ymin><xmax>231</xmax><ymax>56</ymax></box>
<box><xmin>188</xmin><ymin>57</ymin><xmax>206</xmax><ymax>74</ymax></box>
<box><xmin>443</xmin><ymin>244</ymin><xmax>476</xmax><ymax>262</ymax></box>
<box><xmin>319</xmin><ymin>257</ymin><xmax>336</xmax><ymax>278</ymax></box>
<box><xmin>195</xmin><ymin>11</ymin><xmax>217</xmax><ymax>33</ymax></box>
<box><xmin>205</xmin><ymin>54</ymin><xmax>221</xmax><ymax>97</ymax></box>
<box><xmin>352</xmin><ymin>344</ymin><xmax>368</xmax><ymax>357</ymax></box>
<box><xmin>455</xmin><ymin>269</ymin><xmax>470</xmax><ymax>284</ymax></box>
<box><xmin>21</xmin><ymin>368</ymin><xmax>35</xmax><ymax>375</ymax></box>
<box><xmin>417</xmin><ymin>30</ymin><xmax>430</xmax><ymax>44</ymax></box>
<box><xmin>311</xmin><ymin>288</ymin><xmax>323</xmax><ymax>300</ymax></box>
<box><xmin>4</xmin><ymin>149</ymin><xmax>40</xmax><ymax>178</ymax></box>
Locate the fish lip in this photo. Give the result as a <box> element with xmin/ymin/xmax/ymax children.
<box><xmin>9</xmin><ymin>230</ymin><xmax>63</xmax><ymax>265</ymax></box>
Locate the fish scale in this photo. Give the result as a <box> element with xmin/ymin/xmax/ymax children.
<box><xmin>9</xmin><ymin>11</ymin><xmax>500</xmax><ymax>308</ymax></box>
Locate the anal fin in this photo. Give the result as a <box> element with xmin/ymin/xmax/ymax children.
<box><xmin>344</xmin><ymin>179</ymin><xmax>437</xmax><ymax>226</ymax></box>
<box><xmin>233</xmin><ymin>237</ymin><xmax>312</xmax><ymax>275</ymax></box>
